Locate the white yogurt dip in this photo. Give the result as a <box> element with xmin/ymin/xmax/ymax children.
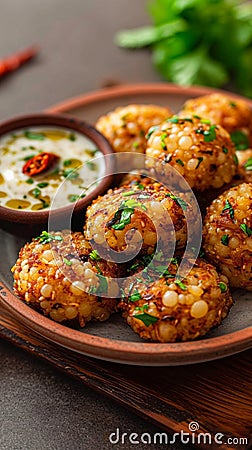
<box><xmin>0</xmin><ymin>127</ymin><xmax>105</xmax><ymax>211</ymax></box>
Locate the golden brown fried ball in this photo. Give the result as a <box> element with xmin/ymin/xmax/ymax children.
<box><xmin>12</xmin><ymin>230</ymin><xmax>120</xmax><ymax>326</ymax></box>
<box><xmin>146</xmin><ymin>115</ymin><xmax>237</xmax><ymax>191</ymax></box>
<box><xmin>120</xmin><ymin>257</ymin><xmax>233</xmax><ymax>342</ymax></box>
<box><xmin>96</xmin><ymin>104</ymin><xmax>172</xmax><ymax>154</ymax></box>
<box><xmin>84</xmin><ymin>181</ymin><xmax>193</xmax><ymax>257</ymax></box>
<box><xmin>203</xmin><ymin>183</ymin><xmax>252</xmax><ymax>290</ymax></box>
<box><xmin>181</xmin><ymin>93</ymin><xmax>252</xmax><ymax>148</ymax></box>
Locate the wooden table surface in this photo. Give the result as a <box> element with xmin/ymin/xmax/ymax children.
<box><xmin>0</xmin><ymin>1</ymin><xmax>251</xmax><ymax>450</ymax></box>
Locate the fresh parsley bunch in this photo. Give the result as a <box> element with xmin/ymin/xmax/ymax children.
<box><xmin>115</xmin><ymin>0</ymin><xmax>252</xmax><ymax>97</ymax></box>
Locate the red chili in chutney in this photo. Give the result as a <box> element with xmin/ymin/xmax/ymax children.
<box><xmin>22</xmin><ymin>152</ymin><xmax>59</xmax><ymax>176</ymax></box>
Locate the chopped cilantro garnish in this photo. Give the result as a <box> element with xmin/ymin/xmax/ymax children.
<box><xmin>32</xmin><ymin>188</ymin><xmax>41</xmax><ymax>198</ymax></box>
<box><xmin>230</xmin><ymin>130</ymin><xmax>249</xmax><ymax>150</ymax></box>
<box><xmin>136</xmin><ymin>182</ymin><xmax>145</xmax><ymax>190</ymax></box>
<box><xmin>229</xmin><ymin>101</ymin><xmax>236</xmax><ymax>107</ymax></box>
<box><xmin>129</xmin><ymin>290</ymin><xmax>142</xmax><ymax>302</ymax></box>
<box><xmin>68</xmin><ymin>194</ymin><xmax>80</xmax><ymax>202</ymax></box>
<box><xmin>86</xmin><ymin>161</ymin><xmax>97</xmax><ymax>171</ymax></box>
<box><xmin>89</xmin><ymin>249</ymin><xmax>101</xmax><ymax>261</ymax></box>
<box><xmin>200</xmin><ymin>119</ymin><xmax>211</xmax><ymax>124</ymax></box>
<box><xmin>26</xmin><ymin>178</ymin><xmax>34</xmax><ymax>184</ymax></box>
<box><xmin>122</xmin><ymin>190</ymin><xmax>135</xmax><ymax>197</ymax></box>
<box><xmin>222</xmin><ymin>147</ymin><xmax>228</xmax><ymax>154</ymax></box>
<box><xmin>23</xmin><ymin>154</ymin><xmax>35</xmax><ymax>161</ymax></box>
<box><xmin>160</xmin><ymin>132</ymin><xmax>167</xmax><ymax>150</ymax></box>
<box><xmin>109</xmin><ymin>199</ymin><xmax>147</xmax><ymax>231</ymax></box>
<box><xmin>221</xmin><ymin>199</ymin><xmax>234</xmax><ymax>220</ymax></box>
<box><xmin>135</xmin><ymin>304</ymin><xmax>148</xmax><ymax>312</ymax></box>
<box><xmin>166</xmin><ymin>193</ymin><xmax>187</xmax><ymax>211</ymax></box>
<box><xmin>133</xmin><ymin>141</ymin><xmax>140</xmax><ymax>148</ymax></box>
<box><xmin>167</xmin><ymin>116</ymin><xmax>179</xmax><ymax>123</ymax></box>
<box><xmin>176</xmin><ymin>158</ymin><xmax>184</xmax><ymax>166</ymax></box>
<box><xmin>196</xmin><ymin>157</ymin><xmax>203</xmax><ymax>168</ymax></box>
<box><xmin>63</xmin><ymin>159</ymin><xmax>73</xmax><ymax>167</ymax></box>
<box><xmin>37</xmin><ymin>182</ymin><xmax>49</xmax><ymax>188</ymax></box>
<box><xmin>174</xmin><ymin>279</ymin><xmax>187</xmax><ymax>290</ymax></box>
<box><xmin>240</xmin><ymin>223</ymin><xmax>252</xmax><ymax>237</ymax></box>
<box><xmin>95</xmin><ymin>274</ymin><xmax>108</xmax><ymax>295</ymax></box>
<box><xmin>244</xmin><ymin>158</ymin><xmax>252</xmax><ymax>171</ymax></box>
<box><xmin>134</xmin><ymin>312</ymin><xmax>158</xmax><ymax>327</ymax></box>
<box><xmin>63</xmin><ymin>258</ymin><xmax>72</xmax><ymax>266</ymax></box>
<box><xmin>24</xmin><ymin>131</ymin><xmax>45</xmax><ymax>140</ymax></box>
<box><xmin>221</xmin><ymin>234</ymin><xmax>229</xmax><ymax>246</ymax></box>
<box><xmin>35</xmin><ymin>231</ymin><xmax>63</xmax><ymax>244</ymax></box>
<box><xmin>63</xmin><ymin>169</ymin><xmax>79</xmax><ymax>179</ymax></box>
<box><xmin>69</xmin><ymin>133</ymin><xmax>76</xmax><ymax>141</ymax></box>
<box><xmin>196</xmin><ymin>125</ymin><xmax>217</xmax><ymax>142</ymax></box>
<box><xmin>219</xmin><ymin>282</ymin><xmax>227</xmax><ymax>293</ymax></box>
<box><xmin>233</xmin><ymin>154</ymin><xmax>239</xmax><ymax>165</ymax></box>
<box><xmin>146</xmin><ymin>125</ymin><xmax>159</xmax><ymax>139</ymax></box>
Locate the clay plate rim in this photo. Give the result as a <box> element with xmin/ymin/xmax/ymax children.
<box><xmin>1</xmin><ymin>83</ymin><xmax>252</xmax><ymax>366</ymax></box>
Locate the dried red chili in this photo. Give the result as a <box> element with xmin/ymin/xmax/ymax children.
<box><xmin>22</xmin><ymin>152</ymin><xmax>59</xmax><ymax>176</ymax></box>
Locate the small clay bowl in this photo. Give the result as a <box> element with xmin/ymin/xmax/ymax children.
<box><xmin>0</xmin><ymin>113</ymin><xmax>114</xmax><ymax>234</ymax></box>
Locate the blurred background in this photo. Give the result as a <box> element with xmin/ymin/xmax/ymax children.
<box><xmin>0</xmin><ymin>0</ymin><xmax>161</xmax><ymax>119</ymax></box>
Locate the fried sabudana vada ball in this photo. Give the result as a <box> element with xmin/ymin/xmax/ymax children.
<box><xmin>84</xmin><ymin>181</ymin><xmax>192</xmax><ymax>257</ymax></box>
<box><xmin>12</xmin><ymin>230</ymin><xmax>120</xmax><ymax>327</ymax></box>
<box><xmin>95</xmin><ymin>104</ymin><xmax>172</xmax><ymax>154</ymax></box>
<box><xmin>181</xmin><ymin>93</ymin><xmax>252</xmax><ymax>149</ymax></box>
<box><xmin>146</xmin><ymin>115</ymin><xmax>237</xmax><ymax>191</ymax></box>
<box><xmin>120</xmin><ymin>258</ymin><xmax>233</xmax><ymax>342</ymax></box>
<box><xmin>203</xmin><ymin>183</ymin><xmax>252</xmax><ymax>290</ymax></box>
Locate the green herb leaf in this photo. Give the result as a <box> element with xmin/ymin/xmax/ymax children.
<box><xmin>122</xmin><ymin>190</ymin><xmax>135</xmax><ymax>197</ymax></box>
<box><xmin>223</xmin><ymin>147</ymin><xmax>228</xmax><ymax>154</ymax></box>
<box><xmin>89</xmin><ymin>249</ymin><xmax>101</xmax><ymax>261</ymax></box>
<box><xmin>174</xmin><ymin>279</ymin><xmax>187</xmax><ymax>290</ymax></box>
<box><xmin>96</xmin><ymin>274</ymin><xmax>108</xmax><ymax>295</ymax></box>
<box><xmin>240</xmin><ymin>223</ymin><xmax>252</xmax><ymax>237</ymax></box>
<box><xmin>63</xmin><ymin>169</ymin><xmax>79</xmax><ymax>180</ymax></box>
<box><xmin>219</xmin><ymin>282</ymin><xmax>227</xmax><ymax>293</ymax></box>
<box><xmin>129</xmin><ymin>290</ymin><xmax>142</xmax><ymax>302</ymax></box>
<box><xmin>24</xmin><ymin>131</ymin><xmax>45</xmax><ymax>140</ymax></box>
<box><xmin>134</xmin><ymin>312</ymin><xmax>158</xmax><ymax>327</ymax></box>
<box><xmin>230</xmin><ymin>130</ymin><xmax>249</xmax><ymax>150</ymax></box>
<box><xmin>166</xmin><ymin>193</ymin><xmax>187</xmax><ymax>211</ymax></box>
<box><xmin>115</xmin><ymin>20</ymin><xmax>186</xmax><ymax>48</ymax></box>
<box><xmin>26</xmin><ymin>178</ymin><xmax>34</xmax><ymax>184</ymax></box>
<box><xmin>69</xmin><ymin>133</ymin><xmax>76</xmax><ymax>141</ymax></box>
<box><xmin>37</xmin><ymin>182</ymin><xmax>49</xmax><ymax>188</ymax></box>
<box><xmin>176</xmin><ymin>158</ymin><xmax>184</xmax><ymax>166</ymax></box>
<box><xmin>135</xmin><ymin>304</ymin><xmax>148</xmax><ymax>312</ymax></box>
<box><xmin>32</xmin><ymin>188</ymin><xmax>41</xmax><ymax>198</ymax></box>
<box><xmin>22</xmin><ymin>154</ymin><xmax>35</xmax><ymax>161</ymax></box>
<box><xmin>221</xmin><ymin>234</ymin><xmax>229</xmax><ymax>246</ymax></box>
<box><xmin>222</xmin><ymin>199</ymin><xmax>234</xmax><ymax>220</ymax></box>
<box><xmin>35</xmin><ymin>231</ymin><xmax>63</xmax><ymax>244</ymax></box>
<box><xmin>146</xmin><ymin>125</ymin><xmax>160</xmax><ymax>139</ymax></box>
<box><xmin>244</xmin><ymin>158</ymin><xmax>252</xmax><ymax>171</ymax></box>
<box><xmin>63</xmin><ymin>257</ymin><xmax>72</xmax><ymax>266</ymax></box>
<box><xmin>196</xmin><ymin>157</ymin><xmax>203</xmax><ymax>168</ymax></box>
<box><xmin>86</xmin><ymin>161</ymin><xmax>97</xmax><ymax>171</ymax></box>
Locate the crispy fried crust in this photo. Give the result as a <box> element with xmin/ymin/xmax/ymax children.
<box><xmin>203</xmin><ymin>182</ymin><xmax>252</xmax><ymax>290</ymax></box>
<box><xmin>146</xmin><ymin>116</ymin><xmax>237</xmax><ymax>191</ymax></box>
<box><xmin>96</xmin><ymin>104</ymin><xmax>172</xmax><ymax>154</ymax></box>
<box><xmin>120</xmin><ymin>258</ymin><xmax>233</xmax><ymax>342</ymax></box>
<box><xmin>84</xmin><ymin>181</ymin><xmax>193</xmax><ymax>257</ymax></box>
<box><xmin>181</xmin><ymin>93</ymin><xmax>252</xmax><ymax>145</ymax></box>
<box><xmin>11</xmin><ymin>231</ymin><xmax>120</xmax><ymax>326</ymax></box>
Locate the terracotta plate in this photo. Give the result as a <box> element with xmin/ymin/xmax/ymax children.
<box><xmin>1</xmin><ymin>83</ymin><xmax>252</xmax><ymax>365</ymax></box>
